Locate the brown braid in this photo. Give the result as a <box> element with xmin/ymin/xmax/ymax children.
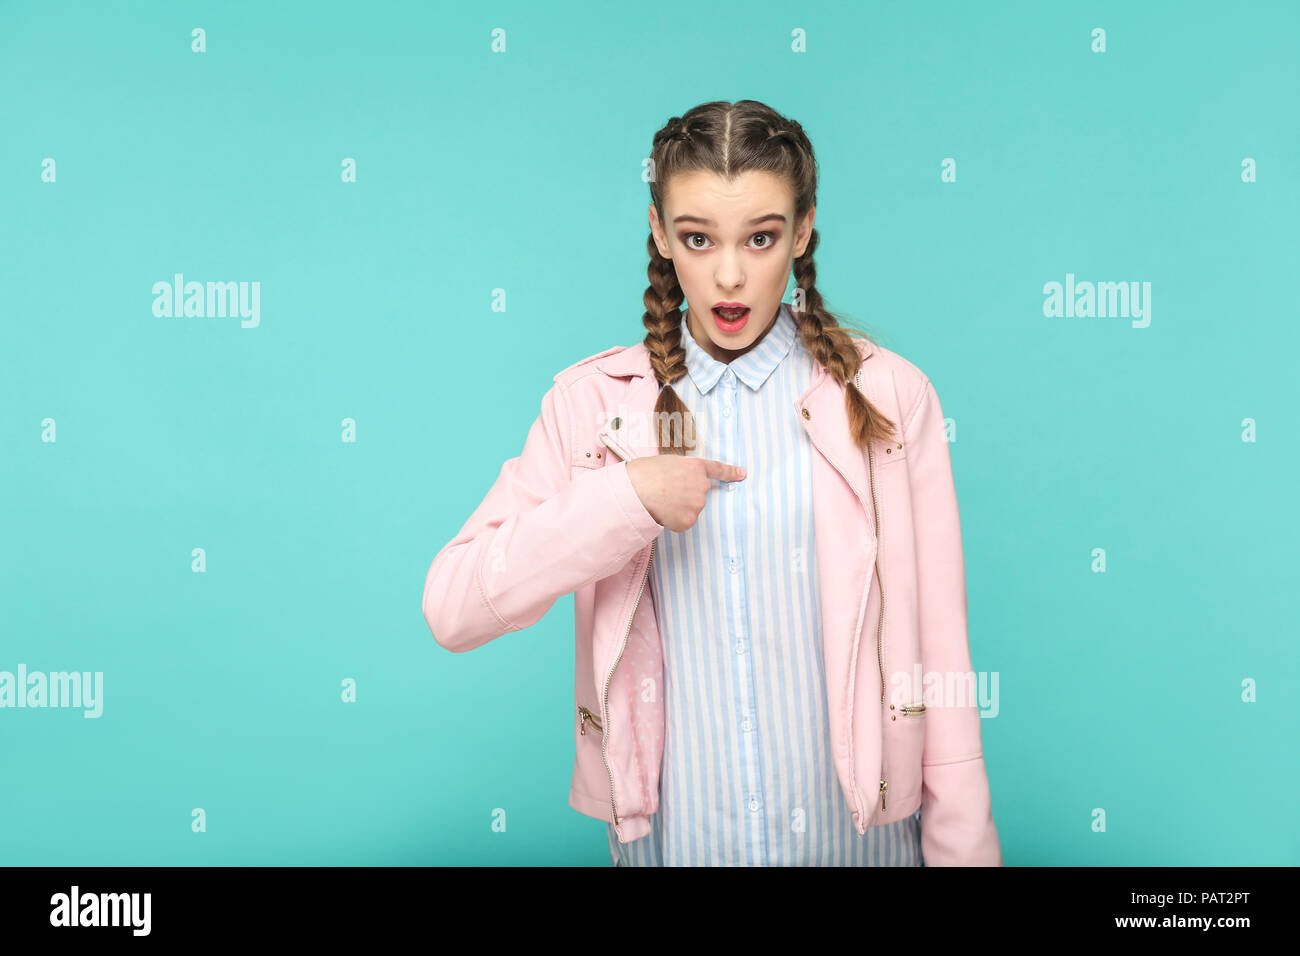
<box><xmin>643</xmin><ymin>101</ymin><xmax>897</xmax><ymax>456</ymax></box>
<box><xmin>642</xmin><ymin>232</ymin><xmax>693</xmax><ymax>454</ymax></box>
<box><xmin>790</xmin><ymin>228</ymin><xmax>897</xmax><ymax>450</ymax></box>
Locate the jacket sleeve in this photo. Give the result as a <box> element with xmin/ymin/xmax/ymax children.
<box><xmin>905</xmin><ymin>376</ymin><xmax>1003</xmax><ymax>866</ymax></box>
<box><xmin>422</xmin><ymin>380</ymin><xmax>664</xmax><ymax>653</ymax></box>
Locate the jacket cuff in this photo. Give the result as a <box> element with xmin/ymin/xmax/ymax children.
<box><xmin>919</xmin><ymin>753</ymin><xmax>1003</xmax><ymax>866</ymax></box>
<box><xmin>602</xmin><ymin>460</ymin><xmax>664</xmax><ymax>546</ymax></box>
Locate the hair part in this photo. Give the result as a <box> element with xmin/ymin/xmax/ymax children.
<box><xmin>643</xmin><ymin>99</ymin><xmax>897</xmax><ymax>456</ymax></box>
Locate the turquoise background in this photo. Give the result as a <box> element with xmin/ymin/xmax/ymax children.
<box><xmin>2</xmin><ymin>0</ymin><xmax>1297</xmax><ymax>866</ymax></box>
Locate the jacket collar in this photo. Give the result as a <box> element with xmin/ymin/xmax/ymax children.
<box><xmin>594</xmin><ymin>311</ymin><xmax>877</xmax><ymax>513</ymax></box>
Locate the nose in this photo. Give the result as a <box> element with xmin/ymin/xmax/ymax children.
<box><xmin>714</xmin><ymin>252</ymin><xmax>744</xmax><ymax>289</ymax></box>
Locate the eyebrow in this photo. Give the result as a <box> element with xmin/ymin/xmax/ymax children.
<box><xmin>672</xmin><ymin>213</ymin><xmax>787</xmax><ymax>227</ymax></box>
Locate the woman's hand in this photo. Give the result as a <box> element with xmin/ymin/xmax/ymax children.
<box><xmin>626</xmin><ymin>455</ymin><xmax>746</xmax><ymax>533</ymax></box>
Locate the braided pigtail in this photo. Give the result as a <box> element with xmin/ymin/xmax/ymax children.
<box><xmin>791</xmin><ymin>230</ymin><xmax>897</xmax><ymax>449</ymax></box>
<box><xmin>642</xmin><ymin>229</ymin><xmax>694</xmax><ymax>456</ymax></box>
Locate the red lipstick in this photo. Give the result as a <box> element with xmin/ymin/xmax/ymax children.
<box><xmin>711</xmin><ymin>301</ymin><xmax>750</xmax><ymax>333</ymax></box>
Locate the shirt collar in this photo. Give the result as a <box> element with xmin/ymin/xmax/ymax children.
<box><xmin>680</xmin><ymin>302</ymin><xmax>798</xmax><ymax>394</ymax></box>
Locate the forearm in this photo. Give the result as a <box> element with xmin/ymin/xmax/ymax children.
<box><xmin>423</xmin><ymin>455</ymin><xmax>662</xmax><ymax>653</ymax></box>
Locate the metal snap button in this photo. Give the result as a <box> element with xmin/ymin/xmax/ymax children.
<box><xmin>801</xmin><ymin>408</ymin><xmax>810</xmax><ymax>419</ymax></box>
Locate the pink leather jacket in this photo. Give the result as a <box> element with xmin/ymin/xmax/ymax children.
<box><xmin>422</xmin><ymin>332</ymin><xmax>1002</xmax><ymax>866</ymax></box>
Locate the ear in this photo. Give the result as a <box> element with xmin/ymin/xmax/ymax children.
<box><xmin>649</xmin><ymin>203</ymin><xmax>672</xmax><ymax>259</ymax></box>
<box><xmin>793</xmin><ymin>204</ymin><xmax>816</xmax><ymax>258</ymax></box>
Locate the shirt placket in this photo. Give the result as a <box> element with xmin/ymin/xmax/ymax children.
<box><xmin>718</xmin><ymin>367</ymin><xmax>765</xmax><ymax>865</ymax></box>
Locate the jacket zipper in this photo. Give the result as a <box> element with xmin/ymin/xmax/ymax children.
<box><xmin>598</xmin><ymin>428</ymin><xmax>637</xmax><ymax>464</ymax></box>
<box><xmin>868</xmin><ymin>441</ymin><xmax>885</xmax><ymax>706</ymax></box>
<box><xmin>600</xmin><ymin>539</ymin><xmax>654</xmax><ymax>828</ymax></box>
<box><xmin>577</xmin><ymin>704</ymin><xmax>603</xmax><ymax>735</ymax></box>
<box><xmin>869</xmin><ymin>440</ymin><xmax>889</xmax><ymax>812</ymax></box>
<box><xmin>858</xmin><ymin>368</ymin><xmax>890</xmax><ymax>813</ymax></box>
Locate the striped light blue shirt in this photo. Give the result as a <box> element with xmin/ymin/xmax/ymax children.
<box><xmin>607</xmin><ymin>302</ymin><xmax>923</xmax><ymax>866</ymax></box>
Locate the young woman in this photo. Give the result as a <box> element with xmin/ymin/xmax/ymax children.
<box><xmin>423</xmin><ymin>100</ymin><xmax>1002</xmax><ymax>867</ymax></box>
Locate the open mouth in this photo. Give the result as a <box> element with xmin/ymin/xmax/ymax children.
<box><xmin>712</xmin><ymin>306</ymin><xmax>750</xmax><ymax>332</ymax></box>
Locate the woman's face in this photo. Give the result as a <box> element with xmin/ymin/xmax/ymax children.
<box><xmin>649</xmin><ymin>169</ymin><xmax>814</xmax><ymax>364</ymax></box>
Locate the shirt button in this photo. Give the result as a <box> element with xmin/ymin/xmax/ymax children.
<box><xmin>722</xmin><ymin>405</ymin><xmax>732</xmax><ymax>417</ymax></box>
<box><xmin>728</xmin><ymin>558</ymin><xmax>739</xmax><ymax>573</ymax></box>
<box><xmin>735</xmin><ymin>642</ymin><xmax>744</xmax><ymax>654</ymax></box>
<box><xmin>748</xmin><ymin>798</ymin><xmax>759</xmax><ymax>812</ymax></box>
<box><xmin>742</xmin><ymin>718</ymin><xmax>753</xmax><ymax>732</ymax></box>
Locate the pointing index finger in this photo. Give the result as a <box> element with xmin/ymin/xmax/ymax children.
<box><xmin>703</xmin><ymin>459</ymin><xmax>746</xmax><ymax>481</ymax></box>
